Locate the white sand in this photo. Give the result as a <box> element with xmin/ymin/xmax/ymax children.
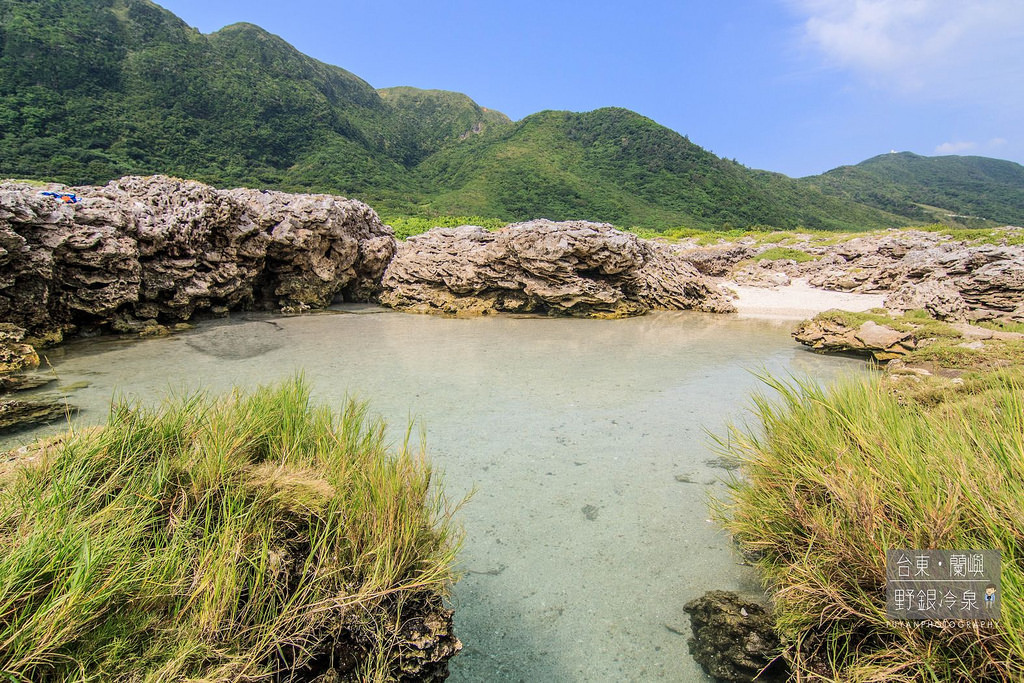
<box><xmin>724</xmin><ymin>278</ymin><xmax>888</xmax><ymax>320</ymax></box>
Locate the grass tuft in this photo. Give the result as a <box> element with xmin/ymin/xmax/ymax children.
<box><xmin>713</xmin><ymin>370</ymin><xmax>1024</xmax><ymax>681</ymax></box>
<box><xmin>979</xmin><ymin>320</ymin><xmax>1024</xmax><ymax>335</ymax></box>
<box><xmin>752</xmin><ymin>247</ymin><xmax>816</xmax><ymax>263</ymax></box>
<box><xmin>0</xmin><ymin>377</ymin><xmax>461</xmax><ymax>681</ymax></box>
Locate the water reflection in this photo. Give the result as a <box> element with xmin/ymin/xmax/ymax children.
<box><xmin>3</xmin><ymin>307</ymin><xmax>867</xmax><ymax>681</ymax></box>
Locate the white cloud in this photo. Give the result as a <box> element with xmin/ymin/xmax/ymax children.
<box><xmin>786</xmin><ymin>0</ymin><xmax>1024</xmax><ymax>99</ymax></box>
<box><xmin>935</xmin><ymin>141</ymin><xmax>976</xmax><ymax>155</ymax></box>
<box><xmin>932</xmin><ymin>138</ymin><xmax>1010</xmax><ymax>156</ymax></box>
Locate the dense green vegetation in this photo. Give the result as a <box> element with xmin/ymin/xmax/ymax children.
<box><xmin>412</xmin><ymin>108</ymin><xmax>914</xmax><ymax>231</ymax></box>
<box><xmin>377</xmin><ymin>86</ymin><xmax>510</xmax><ymax>167</ymax></box>
<box><xmin>0</xmin><ymin>0</ymin><xmax>423</xmax><ymax>201</ymax></box>
<box><xmin>2</xmin><ymin>1</ymin><xmax>1020</xmax><ymax>232</ymax></box>
<box><xmin>0</xmin><ymin>0</ymin><xmax>916</xmax><ymax>232</ymax></box>
<box><xmin>0</xmin><ymin>378</ymin><xmax>460</xmax><ymax>680</ymax></box>
<box><xmin>803</xmin><ymin>152</ymin><xmax>1024</xmax><ymax>226</ymax></box>
<box><xmin>716</xmin><ymin>370</ymin><xmax>1024</xmax><ymax>681</ymax></box>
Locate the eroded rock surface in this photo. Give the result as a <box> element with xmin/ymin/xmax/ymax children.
<box><xmin>755</xmin><ymin>231</ymin><xmax>1022</xmax><ymax>320</ymax></box>
<box><xmin>676</xmin><ymin>228</ymin><xmax>1024</xmax><ymax>321</ymax></box>
<box><xmin>792</xmin><ymin>310</ymin><xmax>1024</xmax><ymax>363</ymax></box>
<box><xmin>0</xmin><ymin>176</ymin><xmax>395</xmax><ymax>339</ymax></box>
<box><xmin>806</xmin><ymin>237</ymin><xmax>1024</xmax><ymax>318</ymax></box>
<box><xmin>792</xmin><ymin>314</ymin><xmax>918</xmax><ymax>360</ymax></box>
<box><xmin>677</xmin><ymin>244</ymin><xmax>756</xmax><ymax>277</ymax></box>
<box><xmin>730</xmin><ymin>261</ymin><xmax>794</xmax><ymax>288</ymax></box>
<box><xmin>380</xmin><ymin>221</ymin><xmax>734</xmax><ymax>317</ymax></box>
<box><xmin>0</xmin><ymin>398</ymin><xmax>71</xmax><ymax>433</ymax></box>
<box><xmin>884</xmin><ymin>278</ymin><xmax>969</xmax><ymax>321</ymax></box>
<box><xmin>0</xmin><ymin>323</ymin><xmax>39</xmax><ymax>374</ymax></box>
<box><xmin>391</xmin><ymin>597</ymin><xmax>462</xmax><ymax>681</ymax></box>
<box><xmin>684</xmin><ymin>590</ymin><xmax>787</xmax><ymax>683</ymax></box>
<box><xmin>0</xmin><ymin>324</ymin><xmax>72</xmax><ymax>433</ymax></box>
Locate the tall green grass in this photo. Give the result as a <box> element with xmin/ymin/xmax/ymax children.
<box><xmin>0</xmin><ymin>377</ymin><xmax>461</xmax><ymax>681</ymax></box>
<box><xmin>714</xmin><ymin>371</ymin><xmax>1024</xmax><ymax>682</ymax></box>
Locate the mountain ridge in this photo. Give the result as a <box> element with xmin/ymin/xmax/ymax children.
<box><xmin>801</xmin><ymin>152</ymin><xmax>1024</xmax><ymax>225</ymax></box>
<box><xmin>0</xmin><ymin>0</ymin><xmax>1020</xmax><ymax>230</ymax></box>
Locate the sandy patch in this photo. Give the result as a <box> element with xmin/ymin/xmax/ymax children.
<box><xmin>724</xmin><ymin>278</ymin><xmax>887</xmax><ymax>320</ymax></box>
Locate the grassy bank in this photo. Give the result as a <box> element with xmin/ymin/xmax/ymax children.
<box><xmin>0</xmin><ymin>378</ymin><xmax>461</xmax><ymax>681</ymax></box>
<box><xmin>714</xmin><ymin>369</ymin><xmax>1024</xmax><ymax>681</ymax></box>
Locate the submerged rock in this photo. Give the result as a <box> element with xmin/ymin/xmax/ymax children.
<box><xmin>0</xmin><ymin>176</ymin><xmax>395</xmax><ymax>340</ymax></box>
<box><xmin>0</xmin><ymin>324</ymin><xmax>69</xmax><ymax>432</ymax></box>
<box><xmin>0</xmin><ymin>398</ymin><xmax>72</xmax><ymax>433</ymax></box>
<box><xmin>684</xmin><ymin>590</ymin><xmax>787</xmax><ymax>683</ymax></box>
<box><xmin>0</xmin><ymin>374</ymin><xmax>54</xmax><ymax>393</ymax></box>
<box><xmin>380</xmin><ymin>221</ymin><xmax>734</xmax><ymax>317</ymax></box>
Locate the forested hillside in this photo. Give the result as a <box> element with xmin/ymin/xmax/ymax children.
<box><xmin>412</xmin><ymin>108</ymin><xmax>910</xmax><ymax>230</ymax></box>
<box><xmin>4</xmin><ymin>0</ymin><xmax>1018</xmax><ymax>231</ymax></box>
<box><xmin>802</xmin><ymin>152</ymin><xmax>1024</xmax><ymax>225</ymax></box>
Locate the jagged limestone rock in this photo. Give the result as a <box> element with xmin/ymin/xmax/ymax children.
<box><xmin>676</xmin><ymin>244</ymin><xmax>756</xmax><ymax>277</ymax></box>
<box><xmin>380</xmin><ymin>220</ymin><xmax>734</xmax><ymax>317</ymax></box>
<box><xmin>793</xmin><ymin>315</ymin><xmax>916</xmax><ymax>360</ymax></box>
<box><xmin>0</xmin><ymin>398</ymin><xmax>72</xmax><ymax>433</ymax></box>
<box><xmin>0</xmin><ymin>324</ymin><xmax>39</xmax><ymax>375</ymax></box>
<box><xmin>884</xmin><ymin>277</ymin><xmax>969</xmax><ymax>321</ymax></box>
<box><xmin>0</xmin><ymin>176</ymin><xmax>396</xmax><ymax>339</ymax></box>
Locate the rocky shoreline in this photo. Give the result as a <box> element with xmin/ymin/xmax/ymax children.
<box><xmin>1</xmin><ymin>176</ymin><xmax>394</xmax><ymax>344</ymax></box>
<box><xmin>3</xmin><ymin>176</ymin><xmax>1024</xmax><ymax>681</ymax></box>
<box><xmin>4</xmin><ymin>176</ymin><xmax>1021</xmax><ymax>349</ymax></box>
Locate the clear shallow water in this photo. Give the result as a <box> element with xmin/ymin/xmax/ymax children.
<box><xmin>2</xmin><ymin>307</ymin><xmax>867</xmax><ymax>681</ymax></box>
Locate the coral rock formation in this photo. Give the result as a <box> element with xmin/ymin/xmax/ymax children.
<box><xmin>0</xmin><ymin>176</ymin><xmax>395</xmax><ymax>339</ymax></box>
<box><xmin>380</xmin><ymin>220</ymin><xmax>734</xmax><ymax>317</ymax></box>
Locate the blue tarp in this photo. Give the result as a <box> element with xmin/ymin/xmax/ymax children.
<box><xmin>39</xmin><ymin>191</ymin><xmax>79</xmax><ymax>203</ymax></box>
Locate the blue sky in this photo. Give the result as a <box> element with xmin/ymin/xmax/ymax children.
<box><xmin>155</xmin><ymin>0</ymin><xmax>1024</xmax><ymax>178</ymax></box>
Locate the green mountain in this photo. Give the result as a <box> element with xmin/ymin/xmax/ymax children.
<box><xmin>378</xmin><ymin>86</ymin><xmax>511</xmax><ymax>167</ymax></box>
<box><xmin>0</xmin><ymin>0</ymin><xmax>993</xmax><ymax>231</ymax></box>
<box><xmin>802</xmin><ymin>152</ymin><xmax>1024</xmax><ymax>226</ymax></box>
<box><xmin>410</xmin><ymin>108</ymin><xmax>909</xmax><ymax>230</ymax></box>
<box><xmin>1</xmin><ymin>0</ymin><xmax>407</xmax><ymax>195</ymax></box>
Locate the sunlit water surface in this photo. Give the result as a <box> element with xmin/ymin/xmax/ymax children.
<box><xmin>2</xmin><ymin>307</ymin><xmax>868</xmax><ymax>681</ymax></box>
